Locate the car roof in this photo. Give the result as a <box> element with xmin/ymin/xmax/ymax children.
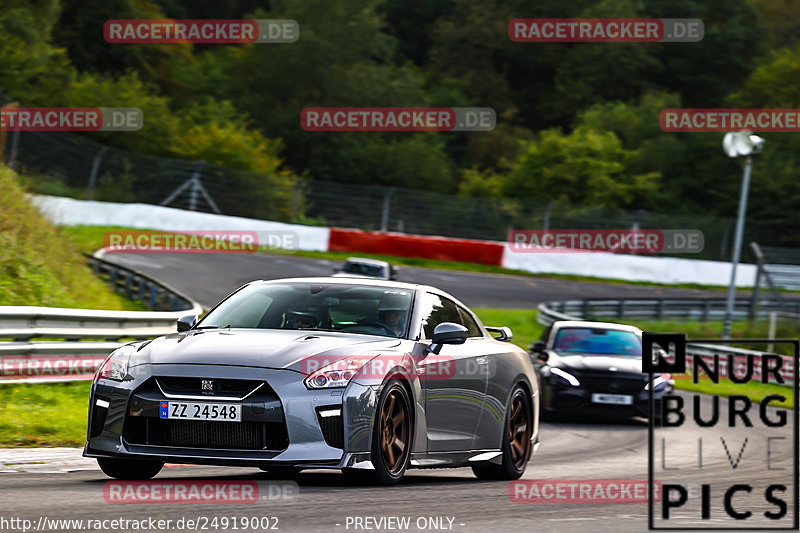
<box><xmin>552</xmin><ymin>320</ymin><xmax>642</xmax><ymax>334</ymax></box>
<box><xmin>344</xmin><ymin>257</ymin><xmax>391</xmax><ymax>267</ymax></box>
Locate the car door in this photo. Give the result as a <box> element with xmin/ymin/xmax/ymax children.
<box><xmin>417</xmin><ymin>292</ymin><xmax>489</xmax><ymax>452</ymax></box>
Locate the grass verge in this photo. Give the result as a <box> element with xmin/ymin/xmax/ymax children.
<box><xmin>0</xmin><ymin>381</ymin><xmax>90</xmax><ymax>446</ymax></box>
<box><xmin>0</xmin><ymin>167</ymin><xmax>144</xmax><ymax>310</ymax></box>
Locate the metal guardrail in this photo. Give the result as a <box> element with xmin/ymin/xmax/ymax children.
<box><xmin>0</xmin><ymin>252</ymin><xmax>204</xmax><ymax>381</ymax></box>
<box><xmin>537</xmin><ymin>299</ymin><xmax>796</xmax><ymax>386</ymax></box>
<box><xmin>87</xmin><ymin>253</ymin><xmax>197</xmax><ymax>312</ymax></box>
<box><xmin>537</xmin><ymin>298</ymin><xmax>799</xmax><ymax>326</ymax></box>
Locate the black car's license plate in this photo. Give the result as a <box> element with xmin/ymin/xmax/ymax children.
<box><xmin>159</xmin><ymin>401</ymin><xmax>242</xmax><ymax>422</ymax></box>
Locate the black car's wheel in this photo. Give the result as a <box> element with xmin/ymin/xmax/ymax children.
<box><xmin>473</xmin><ymin>386</ymin><xmax>532</xmax><ymax>480</ymax></box>
<box><xmin>97</xmin><ymin>457</ymin><xmax>164</xmax><ymax>480</ymax></box>
<box><xmin>258</xmin><ymin>466</ymin><xmax>302</xmax><ymax>478</ymax></box>
<box><xmin>366</xmin><ymin>380</ymin><xmax>412</xmax><ymax>485</ymax></box>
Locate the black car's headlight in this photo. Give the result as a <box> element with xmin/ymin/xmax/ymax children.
<box><xmin>548</xmin><ymin>367</ymin><xmax>581</xmax><ymax>387</ymax></box>
<box><xmin>95</xmin><ymin>345</ymin><xmax>135</xmax><ymax>381</ymax></box>
<box><xmin>644</xmin><ymin>373</ymin><xmax>672</xmax><ymax>391</ymax></box>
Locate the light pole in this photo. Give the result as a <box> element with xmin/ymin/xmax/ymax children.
<box><xmin>721</xmin><ymin>132</ymin><xmax>764</xmax><ymax>339</ymax></box>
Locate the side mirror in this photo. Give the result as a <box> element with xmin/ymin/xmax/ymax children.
<box><xmin>177</xmin><ymin>315</ymin><xmax>198</xmax><ymax>332</ymax></box>
<box><xmin>427</xmin><ymin>322</ymin><xmax>469</xmax><ymax>355</ymax></box>
<box><xmin>530</xmin><ymin>342</ymin><xmax>548</xmax><ymax>362</ymax></box>
<box><xmin>486</xmin><ymin>326</ymin><xmax>513</xmax><ymax>341</ymax></box>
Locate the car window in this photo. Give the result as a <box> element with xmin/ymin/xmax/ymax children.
<box><xmin>419</xmin><ymin>292</ymin><xmax>466</xmax><ymax>339</ymax></box>
<box><xmin>552</xmin><ymin>327</ymin><xmax>641</xmax><ymax>356</ymax></box>
<box><xmin>198</xmin><ymin>283</ymin><xmax>412</xmax><ymax>338</ymax></box>
<box><xmin>457</xmin><ymin>306</ymin><xmax>483</xmax><ymax>338</ymax></box>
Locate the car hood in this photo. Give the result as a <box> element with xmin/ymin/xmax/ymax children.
<box><xmin>555</xmin><ymin>353</ymin><xmax>642</xmax><ymax>374</ymax></box>
<box><xmin>130</xmin><ymin>329</ymin><xmax>402</xmax><ymax>373</ymax></box>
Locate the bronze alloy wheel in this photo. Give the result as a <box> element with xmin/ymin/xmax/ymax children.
<box><xmin>507</xmin><ymin>390</ymin><xmax>532</xmax><ymax>470</ymax></box>
<box><xmin>378</xmin><ymin>386</ymin><xmax>411</xmax><ymax>476</ymax></box>
<box><xmin>472</xmin><ymin>385</ymin><xmax>533</xmax><ymax>480</ymax></box>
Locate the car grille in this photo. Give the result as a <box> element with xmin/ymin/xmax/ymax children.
<box><xmin>156</xmin><ymin>377</ymin><xmax>261</xmax><ymax>397</ymax></box>
<box><xmin>577</xmin><ymin>374</ymin><xmax>647</xmax><ymax>394</ymax></box>
<box><xmin>124</xmin><ymin>417</ymin><xmax>289</xmax><ymax>450</ymax></box>
<box><xmin>316</xmin><ymin>409</ymin><xmax>344</xmax><ymax>449</ymax></box>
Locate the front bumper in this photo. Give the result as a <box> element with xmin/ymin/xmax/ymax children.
<box><xmin>84</xmin><ymin>364</ymin><xmax>379</xmax><ymax>468</ymax></box>
<box><xmin>543</xmin><ymin>379</ymin><xmax>669</xmax><ymax>418</ymax></box>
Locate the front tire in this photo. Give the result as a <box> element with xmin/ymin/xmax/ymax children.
<box><xmin>97</xmin><ymin>457</ymin><xmax>164</xmax><ymax>480</ymax></box>
<box><xmin>473</xmin><ymin>386</ymin><xmax>532</xmax><ymax>480</ymax></box>
<box><xmin>366</xmin><ymin>380</ymin><xmax>413</xmax><ymax>485</ymax></box>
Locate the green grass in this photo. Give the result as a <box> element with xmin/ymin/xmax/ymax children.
<box><xmin>0</xmin><ymin>381</ymin><xmax>90</xmax><ymax>446</ymax></box>
<box><xmin>59</xmin><ymin>224</ymin><xmax>746</xmax><ymax>291</ymax></box>
<box><xmin>674</xmin><ymin>378</ymin><xmax>794</xmax><ymax>409</ymax></box>
<box><xmin>0</xmin><ymin>167</ymin><xmax>144</xmax><ymax>310</ymax></box>
<box><xmin>474</xmin><ymin>307</ymin><xmax>544</xmax><ymax>351</ymax></box>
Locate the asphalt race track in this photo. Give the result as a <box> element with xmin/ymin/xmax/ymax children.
<box><xmin>101</xmin><ymin>252</ymin><xmax>732</xmax><ymax>310</ymax></box>
<box><xmin>1</xmin><ymin>254</ymin><xmax>795</xmax><ymax>533</ymax></box>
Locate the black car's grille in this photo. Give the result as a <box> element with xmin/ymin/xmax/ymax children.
<box><xmin>124</xmin><ymin>418</ymin><xmax>289</xmax><ymax>450</ymax></box>
<box><xmin>316</xmin><ymin>409</ymin><xmax>344</xmax><ymax>449</ymax></box>
<box><xmin>577</xmin><ymin>374</ymin><xmax>648</xmax><ymax>394</ymax></box>
<box><xmin>156</xmin><ymin>377</ymin><xmax>260</xmax><ymax>397</ymax></box>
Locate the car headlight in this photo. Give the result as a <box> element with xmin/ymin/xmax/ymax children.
<box><xmin>645</xmin><ymin>373</ymin><xmax>672</xmax><ymax>391</ymax></box>
<box><xmin>549</xmin><ymin>367</ymin><xmax>580</xmax><ymax>387</ymax></box>
<box><xmin>95</xmin><ymin>345</ymin><xmax>135</xmax><ymax>381</ymax></box>
<box><xmin>304</xmin><ymin>355</ymin><xmax>375</xmax><ymax>390</ymax></box>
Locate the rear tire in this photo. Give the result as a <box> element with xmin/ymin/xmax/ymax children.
<box><xmin>473</xmin><ymin>386</ymin><xmax>532</xmax><ymax>480</ymax></box>
<box><xmin>97</xmin><ymin>457</ymin><xmax>164</xmax><ymax>480</ymax></box>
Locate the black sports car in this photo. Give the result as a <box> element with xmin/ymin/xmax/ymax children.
<box><xmin>85</xmin><ymin>278</ymin><xmax>539</xmax><ymax>484</ymax></box>
<box><xmin>531</xmin><ymin>320</ymin><xmax>672</xmax><ymax>420</ymax></box>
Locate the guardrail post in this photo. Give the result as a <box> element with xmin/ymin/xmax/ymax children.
<box><xmin>148</xmin><ymin>283</ymin><xmax>160</xmax><ymax>310</ymax></box>
<box><xmin>108</xmin><ymin>267</ymin><xmax>118</xmax><ymax>291</ymax></box>
<box><xmin>702</xmin><ymin>300</ymin><xmax>711</xmax><ymax>322</ymax></box>
<box><xmin>617</xmin><ymin>300</ymin><xmax>625</xmax><ymax>318</ymax></box>
<box><xmin>657</xmin><ymin>299</ymin><xmax>664</xmax><ymax>320</ymax></box>
<box><xmin>582</xmin><ymin>300</ymin><xmax>589</xmax><ymax>319</ymax></box>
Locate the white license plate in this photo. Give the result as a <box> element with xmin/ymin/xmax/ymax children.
<box><xmin>591</xmin><ymin>393</ymin><xmax>633</xmax><ymax>405</ymax></box>
<box><xmin>159</xmin><ymin>401</ymin><xmax>242</xmax><ymax>422</ymax></box>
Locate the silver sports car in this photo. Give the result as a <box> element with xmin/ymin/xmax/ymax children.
<box><xmin>84</xmin><ymin>278</ymin><xmax>539</xmax><ymax>485</ymax></box>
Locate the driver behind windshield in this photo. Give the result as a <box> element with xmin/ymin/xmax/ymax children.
<box><xmin>376</xmin><ymin>297</ymin><xmax>408</xmax><ymax>336</ymax></box>
<box><xmin>284</xmin><ymin>310</ymin><xmax>319</xmax><ymax>330</ymax></box>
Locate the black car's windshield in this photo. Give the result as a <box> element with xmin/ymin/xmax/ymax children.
<box><xmin>342</xmin><ymin>262</ymin><xmax>386</xmax><ymax>277</ymax></box>
<box><xmin>197</xmin><ymin>283</ymin><xmax>412</xmax><ymax>338</ymax></box>
<box><xmin>552</xmin><ymin>327</ymin><xmax>641</xmax><ymax>356</ymax></box>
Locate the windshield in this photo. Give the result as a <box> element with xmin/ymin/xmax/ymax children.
<box><xmin>552</xmin><ymin>327</ymin><xmax>641</xmax><ymax>356</ymax></box>
<box><xmin>197</xmin><ymin>283</ymin><xmax>412</xmax><ymax>338</ymax></box>
<box><xmin>342</xmin><ymin>262</ymin><xmax>386</xmax><ymax>277</ymax></box>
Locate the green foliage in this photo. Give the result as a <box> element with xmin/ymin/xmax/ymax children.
<box><xmin>0</xmin><ymin>166</ymin><xmax>145</xmax><ymax>309</ymax></box>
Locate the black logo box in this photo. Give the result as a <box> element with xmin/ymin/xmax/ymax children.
<box><xmin>644</xmin><ymin>332</ymin><xmax>799</xmax><ymax>531</ymax></box>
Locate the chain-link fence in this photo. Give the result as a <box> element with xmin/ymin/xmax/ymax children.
<box><xmin>1</xmin><ymin>119</ymin><xmax>782</xmax><ymax>262</ymax></box>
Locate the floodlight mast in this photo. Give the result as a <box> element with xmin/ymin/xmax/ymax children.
<box><xmin>721</xmin><ymin>132</ymin><xmax>764</xmax><ymax>340</ymax></box>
